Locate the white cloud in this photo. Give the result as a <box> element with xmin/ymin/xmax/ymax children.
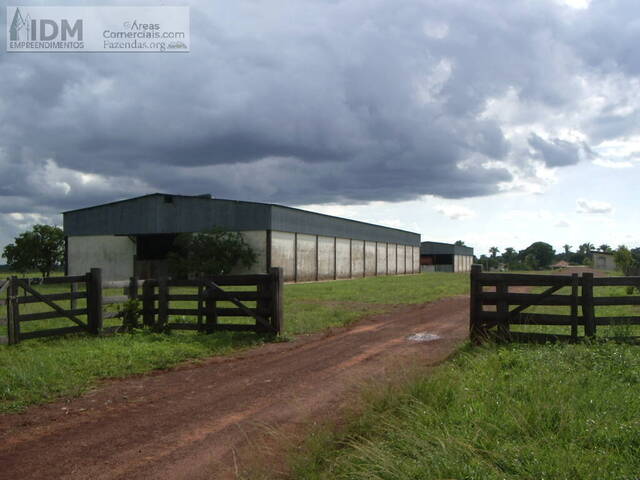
<box><xmin>576</xmin><ymin>198</ymin><xmax>613</xmax><ymax>214</ymax></box>
<box><xmin>592</xmin><ymin>158</ymin><xmax>634</xmax><ymax>168</ymax></box>
<box><xmin>422</xmin><ymin>20</ymin><xmax>450</xmax><ymax>40</ymax></box>
<box><xmin>556</xmin><ymin>0</ymin><xmax>591</xmax><ymax>9</ymax></box>
<box><xmin>435</xmin><ymin>204</ymin><xmax>475</xmax><ymax>220</ymax></box>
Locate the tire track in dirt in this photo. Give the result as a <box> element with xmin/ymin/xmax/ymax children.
<box><xmin>0</xmin><ymin>295</ymin><xmax>470</xmax><ymax>479</ymax></box>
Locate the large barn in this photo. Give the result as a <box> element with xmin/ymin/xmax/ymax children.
<box><xmin>63</xmin><ymin>193</ymin><xmax>421</xmax><ymax>281</ymax></box>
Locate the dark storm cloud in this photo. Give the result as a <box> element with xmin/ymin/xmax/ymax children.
<box><xmin>1</xmin><ymin>0</ymin><xmax>640</xmax><ymax>248</ymax></box>
<box><xmin>528</xmin><ymin>133</ymin><xmax>582</xmax><ymax>167</ymax></box>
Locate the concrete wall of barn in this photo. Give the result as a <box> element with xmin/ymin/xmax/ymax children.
<box><xmin>268</xmin><ymin>230</ymin><xmax>419</xmax><ymax>282</ymax></box>
<box><xmin>68</xmin><ymin>235</ymin><xmax>136</xmax><ymax>280</ymax></box>
<box><xmin>67</xmin><ymin>230</ymin><xmax>420</xmax><ymax>282</ymax></box>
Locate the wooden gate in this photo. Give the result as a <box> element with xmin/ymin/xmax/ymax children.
<box><xmin>470</xmin><ymin>264</ymin><xmax>640</xmax><ymax>343</ymax></box>
<box><xmin>2</xmin><ymin>268</ymin><xmax>284</xmax><ymax>344</ymax></box>
<box><xmin>0</xmin><ymin>280</ymin><xmax>9</xmax><ymax>345</ymax></box>
<box><xmin>146</xmin><ymin>268</ymin><xmax>284</xmax><ymax>334</ymax></box>
<box><xmin>3</xmin><ymin>270</ymin><xmax>103</xmax><ymax>344</ymax></box>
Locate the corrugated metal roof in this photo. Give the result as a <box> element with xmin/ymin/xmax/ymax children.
<box><xmin>63</xmin><ymin>193</ymin><xmax>420</xmax><ymax>245</ymax></box>
<box><xmin>420</xmin><ymin>241</ymin><xmax>474</xmax><ymax>256</ymax></box>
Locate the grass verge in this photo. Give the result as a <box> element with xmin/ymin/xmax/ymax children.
<box><xmin>288</xmin><ymin>341</ymin><xmax>640</xmax><ymax>480</ymax></box>
<box><xmin>0</xmin><ymin>272</ymin><xmax>469</xmax><ymax>413</ymax></box>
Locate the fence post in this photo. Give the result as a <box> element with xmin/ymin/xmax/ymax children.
<box><xmin>197</xmin><ymin>284</ymin><xmax>204</xmax><ymax>332</ymax></box>
<box><xmin>86</xmin><ymin>268</ymin><xmax>103</xmax><ymax>335</ymax></box>
<box><xmin>128</xmin><ymin>276</ymin><xmax>139</xmax><ymax>301</ymax></box>
<box><xmin>582</xmin><ymin>272</ymin><xmax>595</xmax><ymax>338</ymax></box>
<box><xmin>496</xmin><ymin>281</ymin><xmax>510</xmax><ymax>342</ymax></box>
<box><xmin>204</xmin><ymin>284</ymin><xmax>217</xmax><ymax>333</ymax></box>
<box><xmin>255</xmin><ymin>277</ymin><xmax>268</xmax><ymax>333</ymax></box>
<box><xmin>157</xmin><ymin>277</ymin><xmax>169</xmax><ymax>330</ymax></box>
<box><xmin>142</xmin><ymin>280</ymin><xmax>155</xmax><ymax>327</ymax></box>
<box><xmin>570</xmin><ymin>274</ymin><xmax>579</xmax><ymax>339</ymax></box>
<box><xmin>470</xmin><ymin>264</ymin><xmax>483</xmax><ymax>344</ymax></box>
<box><xmin>70</xmin><ymin>282</ymin><xmax>78</xmax><ymax>311</ymax></box>
<box><xmin>7</xmin><ymin>277</ymin><xmax>19</xmax><ymax>345</ymax></box>
<box><xmin>269</xmin><ymin>267</ymin><xmax>284</xmax><ymax>335</ymax></box>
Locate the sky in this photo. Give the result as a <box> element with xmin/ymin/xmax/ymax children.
<box><xmin>1</xmin><ymin>0</ymin><xmax>639</xmax><ymax>257</ymax></box>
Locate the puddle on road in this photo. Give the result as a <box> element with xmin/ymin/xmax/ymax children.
<box><xmin>407</xmin><ymin>332</ymin><xmax>441</xmax><ymax>343</ymax></box>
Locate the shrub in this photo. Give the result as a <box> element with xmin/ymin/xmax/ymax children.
<box><xmin>168</xmin><ymin>228</ymin><xmax>257</xmax><ymax>278</ymax></box>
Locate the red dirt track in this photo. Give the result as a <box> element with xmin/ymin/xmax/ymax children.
<box><xmin>0</xmin><ymin>295</ymin><xmax>469</xmax><ymax>479</ymax></box>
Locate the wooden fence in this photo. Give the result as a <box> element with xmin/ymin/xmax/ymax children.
<box><xmin>1</xmin><ymin>268</ymin><xmax>283</xmax><ymax>345</ymax></box>
<box><xmin>470</xmin><ymin>264</ymin><xmax>640</xmax><ymax>343</ymax></box>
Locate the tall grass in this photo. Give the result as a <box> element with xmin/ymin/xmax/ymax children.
<box><xmin>290</xmin><ymin>341</ymin><xmax>640</xmax><ymax>479</ymax></box>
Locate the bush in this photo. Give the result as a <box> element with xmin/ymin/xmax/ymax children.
<box><xmin>168</xmin><ymin>229</ymin><xmax>257</xmax><ymax>278</ymax></box>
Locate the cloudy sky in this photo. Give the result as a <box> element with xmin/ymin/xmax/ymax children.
<box><xmin>1</xmin><ymin>0</ymin><xmax>639</xmax><ymax>257</ymax></box>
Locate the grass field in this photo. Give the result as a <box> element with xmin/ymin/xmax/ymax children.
<box><xmin>511</xmin><ymin>283</ymin><xmax>640</xmax><ymax>337</ymax></box>
<box><xmin>287</xmin><ymin>341</ymin><xmax>640</xmax><ymax>480</ymax></box>
<box><xmin>0</xmin><ymin>272</ymin><xmax>470</xmax><ymax>413</ymax></box>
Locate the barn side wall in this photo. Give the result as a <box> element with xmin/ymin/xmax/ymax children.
<box><xmin>67</xmin><ymin>235</ymin><xmax>136</xmax><ymax>281</ymax></box>
<box><xmin>268</xmin><ymin>231</ymin><xmax>418</xmax><ymax>283</ymax></box>
<box><xmin>336</xmin><ymin>238</ymin><xmax>352</xmax><ymax>278</ymax></box>
<box><xmin>296</xmin><ymin>234</ymin><xmax>317</xmax><ymax>282</ymax></box>
<box><xmin>388</xmin><ymin>244</ymin><xmax>397</xmax><ymax>274</ymax></box>
<box><xmin>68</xmin><ymin>229</ymin><xmax>420</xmax><ymax>283</ymax></box>
<box><xmin>377</xmin><ymin>243</ymin><xmax>387</xmax><ymax>275</ymax></box>
<box><xmin>271</xmin><ymin>231</ymin><xmax>296</xmax><ymax>281</ymax></box>
<box><xmin>317</xmin><ymin>236</ymin><xmax>336</xmax><ymax>280</ymax></box>
<box><xmin>453</xmin><ymin>255</ymin><xmax>473</xmax><ymax>272</ymax></box>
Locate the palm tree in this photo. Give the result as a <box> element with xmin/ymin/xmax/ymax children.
<box><xmin>489</xmin><ymin>247</ymin><xmax>500</xmax><ymax>259</ymax></box>
<box><xmin>599</xmin><ymin>244</ymin><xmax>612</xmax><ymax>253</ymax></box>
<box><xmin>578</xmin><ymin>243</ymin><xmax>594</xmax><ymax>255</ymax></box>
<box><xmin>563</xmin><ymin>244</ymin><xmax>572</xmax><ymax>256</ymax></box>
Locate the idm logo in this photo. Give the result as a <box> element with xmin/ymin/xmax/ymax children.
<box><xmin>9</xmin><ymin>7</ymin><xmax>83</xmax><ymax>42</ymax></box>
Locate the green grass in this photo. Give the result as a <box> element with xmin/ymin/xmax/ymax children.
<box><xmin>0</xmin><ymin>272</ymin><xmax>469</xmax><ymax>413</ymax></box>
<box><xmin>511</xmin><ymin>284</ymin><xmax>640</xmax><ymax>337</ymax></box>
<box><xmin>288</xmin><ymin>341</ymin><xmax>640</xmax><ymax>480</ymax></box>
<box><xmin>283</xmin><ymin>273</ymin><xmax>469</xmax><ymax>335</ymax></box>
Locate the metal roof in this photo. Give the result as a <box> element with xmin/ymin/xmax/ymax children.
<box><xmin>63</xmin><ymin>193</ymin><xmax>420</xmax><ymax>245</ymax></box>
<box><xmin>420</xmin><ymin>241</ymin><xmax>474</xmax><ymax>256</ymax></box>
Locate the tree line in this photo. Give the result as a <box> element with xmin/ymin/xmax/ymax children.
<box><xmin>476</xmin><ymin>241</ymin><xmax>640</xmax><ymax>272</ymax></box>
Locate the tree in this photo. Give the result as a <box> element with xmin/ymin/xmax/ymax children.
<box><xmin>578</xmin><ymin>243</ymin><xmax>594</xmax><ymax>255</ymax></box>
<box><xmin>614</xmin><ymin>245</ymin><xmax>635</xmax><ymax>275</ymax></box>
<box><xmin>502</xmin><ymin>247</ymin><xmax>518</xmax><ymax>266</ymax></box>
<box><xmin>571</xmin><ymin>242</ymin><xmax>595</xmax><ymax>264</ymax></box>
<box><xmin>520</xmin><ymin>242</ymin><xmax>555</xmax><ymax>270</ymax></box>
<box><xmin>2</xmin><ymin>225</ymin><xmax>65</xmax><ymax>277</ymax></box>
<box><xmin>562</xmin><ymin>244</ymin><xmax>572</xmax><ymax>257</ymax></box>
<box><xmin>599</xmin><ymin>244</ymin><xmax>612</xmax><ymax>253</ymax></box>
<box><xmin>489</xmin><ymin>246</ymin><xmax>500</xmax><ymax>259</ymax></box>
<box><xmin>168</xmin><ymin>229</ymin><xmax>257</xmax><ymax>278</ymax></box>
<box><xmin>454</xmin><ymin>240</ymin><xmax>466</xmax><ymax>246</ymax></box>
<box><xmin>524</xmin><ymin>253</ymin><xmax>539</xmax><ymax>270</ymax></box>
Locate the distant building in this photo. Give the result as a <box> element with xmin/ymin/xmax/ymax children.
<box><xmin>63</xmin><ymin>193</ymin><xmax>421</xmax><ymax>281</ymax></box>
<box><xmin>591</xmin><ymin>252</ymin><xmax>616</xmax><ymax>271</ymax></box>
<box><xmin>420</xmin><ymin>241</ymin><xmax>474</xmax><ymax>273</ymax></box>
<box><xmin>551</xmin><ymin>260</ymin><xmax>569</xmax><ymax>270</ymax></box>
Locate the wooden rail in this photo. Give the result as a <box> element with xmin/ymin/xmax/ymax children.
<box><xmin>470</xmin><ymin>265</ymin><xmax>640</xmax><ymax>343</ymax></box>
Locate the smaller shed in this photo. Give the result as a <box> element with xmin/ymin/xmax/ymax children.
<box><xmin>591</xmin><ymin>252</ymin><xmax>617</xmax><ymax>271</ymax></box>
<box><xmin>420</xmin><ymin>241</ymin><xmax>474</xmax><ymax>273</ymax></box>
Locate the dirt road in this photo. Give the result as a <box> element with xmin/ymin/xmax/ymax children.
<box><xmin>0</xmin><ymin>295</ymin><xmax>469</xmax><ymax>479</ymax></box>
